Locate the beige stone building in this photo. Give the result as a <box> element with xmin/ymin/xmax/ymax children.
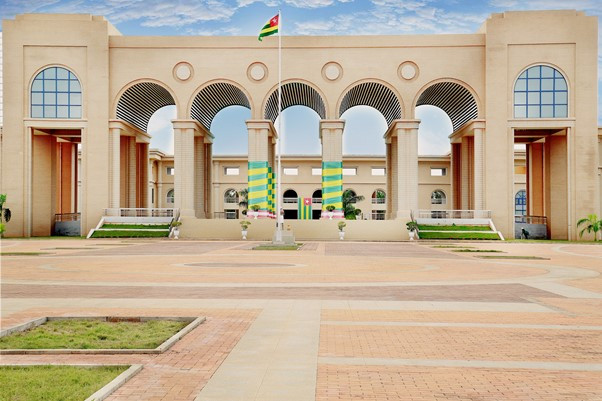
<box><xmin>1</xmin><ymin>10</ymin><xmax>599</xmax><ymax>240</ymax></box>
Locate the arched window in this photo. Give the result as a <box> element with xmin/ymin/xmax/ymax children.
<box><xmin>31</xmin><ymin>67</ymin><xmax>82</xmax><ymax>118</ymax></box>
<box><xmin>431</xmin><ymin>190</ymin><xmax>446</xmax><ymax>205</ymax></box>
<box><xmin>283</xmin><ymin>189</ymin><xmax>298</xmax><ymax>203</ymax></box>
<box><xmin>224</xmin><ymin>189</ymin><xmax>239</xmax><ymax>204</ymax></box>
<box><xmin>515</xmin><ymin>190</ymin><xmax>527</xmax><ymax>216</ymax></box>
<box><xmin>514</xmin><ymin>65</ymin><xmax>568</xmax><ymax>118</ymax></box>
<box><xmin>312</xmin><ymin>189</ymin><xmax>322</xmax><ymax>204</ymax></box>
<box><xmin>372</xmin><ymin>189</ymin><xmax>386</xmax><ymax>204</ymax></box>
<box><xmin>166</xmin><ymin>189</ymin><xmax>174</xmax><ymax>204</ymax></box>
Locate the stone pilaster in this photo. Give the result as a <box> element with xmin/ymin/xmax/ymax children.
<box><xmin>320</xmin><ymin>120</ymin><xmax>345</xmax><ymax>219</ymax></box>
<box><xmin>384</xmin><ymin>120</ymin><xmax>419</xmax><ymax>220</ymax></box>
<box><xmin>246</xmin><ymin>120</ymin><xmax>277</xmax><ymax>218</ymax></box>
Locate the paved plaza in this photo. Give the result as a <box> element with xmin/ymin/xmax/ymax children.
<box><xmin>1</xmin><ymin>239</ymin><xmax>602</xmax><ymax>400</ymax></box>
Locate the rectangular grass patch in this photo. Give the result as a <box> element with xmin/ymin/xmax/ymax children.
<box><xmin>253</xmin><ymin>243</ymin><xmax>302</xmax><ymax>251</ymax></box>
<box><xmin>0</xmin><ymin>365</ymin><xmax>129</xmax><ymax>401</ymax></box>
<box><xmin>0</xmin><ymin>317</ymin><xmax>203</xmax><ymax>353</ymax></box>
<box><xmin>418</xmin><ymin>232</ymin><xmax>501</xmax><ymax>240</ymax></box>
<box><xmin>418</xmin><ymin>225</ymin><xmax>492</xmax><ymax>231</ymax></box>
<box><xmin>101</xmin><ymin>223</ymin><xmax>171</xmax><ymax>230</ymax></box>
<box><xmin>91</xmin><ymin>230</ymin><xmax>169</xmax><ymax>238</ymax></box>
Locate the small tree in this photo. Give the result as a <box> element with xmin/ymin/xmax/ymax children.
<box><xmin>238</xmin><ymin>188</ymin><xmax>249</xmax><ymax>216</ymax></box>
<box><xmin>240</xmin><ymin>220</ymin><xmax>251</xmax><ymax>230</ymax></box>
<box><xmin>342</xmin><ymin>189</ymin><xmax>365</xmax><ymax>220</ymax></box>
<box><xmin>338</xmin><ymin>221</ymin><xmax>346</xmax><ymax>232</ymax></box>
<box><xmin>0</xmin><ymin>194</ymin><xmax>11</xmax><ymax>236</ymax></box>
<box><xmin>577</xmin><ymin>214</ymin><xmax>601</xmax><ymax>241</ymax></box>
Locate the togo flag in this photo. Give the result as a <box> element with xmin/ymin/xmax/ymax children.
<box><xmin>258</xmin><ymin>14</ymin><xmax>279</xmax><ymax>41</ymax></box>
<box><xmin>298</xmin><ymin>197</ymin><xmax>312</xmax><ymax>220</ymax></box>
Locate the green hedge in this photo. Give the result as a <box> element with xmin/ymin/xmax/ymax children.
<box><xmin>418</xmin><ymin>225</ymin><xmax>491</xmax><ymax>231</ymax></box>
<box><xmin>418</xmin><ymin>231</ymin><xmax>500</xmax><ymax>240</ymax></box>
<box><xmin>91</xmin><ymin>230</ymin><xmax>169</xmax><ymax>238</ymax></box>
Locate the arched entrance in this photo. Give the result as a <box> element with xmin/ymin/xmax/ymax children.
<box><xmin>111</xmin><ymin>81</ymin><xmax>178</xmax><ymax>211</ymax></box>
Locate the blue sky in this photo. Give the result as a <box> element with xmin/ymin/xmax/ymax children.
<box><xmin>2</xmin><ymin>0</ymin><xmax>601</xmax><ymax>155</ymax></box>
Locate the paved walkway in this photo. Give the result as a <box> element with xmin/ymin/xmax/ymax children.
<box><xmin>2</xmin><ymin>239</ymin><xmax>602</xmax><ymax>400</ymax></box>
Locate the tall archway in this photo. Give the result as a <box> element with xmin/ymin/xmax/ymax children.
<box><xmin>415</xmin><ymin>80</ymin><xmax>481</xmax><ymax>211</ymax></box>
<box><xmin>338</xmin><ymin>81</ymin><xmax>403</xmax><ymax>126</ymax></box>
<box><xmin>111</xmin><ymin>81</ymin><xmax>178</xmax><ymax>210</ymax></box>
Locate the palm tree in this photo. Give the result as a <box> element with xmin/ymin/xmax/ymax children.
<box><xmin>342</xmin><ymin>189</ymin><xmax>365</xmax><ymax>220</ymax></box>
<box><xmin>577</xmin><ymin>214</ymin><xmax>601</xmax><ymax>241</ymax></box>
<box><xmin>0</xmin><ymin>194</ymin><xmax>11</xmax><ymax>236</ymax></box>
<box><xmin>238</xmin><ymin>188</ymin><xmax>249</xmax><ymax>216</ymax></box>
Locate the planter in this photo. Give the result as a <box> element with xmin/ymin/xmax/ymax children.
<box><xmin>408</xmin><ymin>230</ymin><xmax>416</xmax><ymax>241</ymax></box>
<box><xmin>241</xmin><ymin>230</ymin><xmax>248</xmax><ymax>240</ymax></box>
<box><xmin>328</xmin><ymin>211</ymin><xmax>334</xmax><ymax>220</ymax></box>
<box><xmin>172</xmin><ymin>228</ymin><xmax>180</xmax><ymax>240</ymax></box>
<box><xmin>339</xmin><ymin>231</ymin><xmax>345</xmax><ymax>240</ymax></box>
<box><xmin>249</xmin><ymin>211</ymin><xmax>258</xmax><ymax>219</ymax></box>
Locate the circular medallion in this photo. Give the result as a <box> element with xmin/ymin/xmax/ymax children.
<box><xmin>173</xmin><ymin>62</ymin><xmax>193</xmax><ymax>81</ymax></box>
<box><xmin>398</xmin><ymin>61</ymin><xmax>419</xmax><ymax>81</ymax></box>
<box><xmin>247</xmin><ymin>62</ymin><xmax>268</xmax><ymax>82</ymax></box>
<box><xmin>322</xmin><ymin>62</ymin><xmax>342</xmax><ymax>82</ymax></box>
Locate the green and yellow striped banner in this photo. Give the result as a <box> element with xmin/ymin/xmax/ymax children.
<box><xmin>322</xmin><ymin>161</ymin><xmax>343</xmax><ymax>210</ymax></box>
<box><xmin>248</xmin><ymin>161</ymin><xmax>269</xmax><ymax>210</ymax></box>
<box><xmin>268</xmin><ymin>167</ymin><xmax>274</xmax><ymax>217</ymax></box>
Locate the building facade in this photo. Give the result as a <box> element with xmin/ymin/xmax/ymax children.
<box><xmin>1</xmin><ymin>11</ymin><xmax>599</xmax><ymax>239</ymax></box>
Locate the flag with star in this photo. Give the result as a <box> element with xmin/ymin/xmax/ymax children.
<box><xmin>258</xmin><ymin>14</ymin><xmax>279</xmax><ymax>41</ymax></box>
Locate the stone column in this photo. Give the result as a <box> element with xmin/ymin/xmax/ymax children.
<box><xmin>173</xmin><ymin>121</ymin><xmax>196</xmax><ymax>216</ymax></box>
<box><xmin>246</xmin><ymin>120</ymin><xmax>277</xmax><ymax>218</ymax></box>
<box><xmin>128</xmin><ymin>136</ymin><xmax>137</xmax><ymax>208</ymax></box>
<box><xmin>205</xmin><ymin>142</ymin><xmax>213</xmax><ymax>218</ymax></box>
<box><xmin>109</xmin><ymin>126</ymin><xmax>121</xmax><ymax>209</ymax></box>
<box><xmin>472</xmin><ymin>124</ymin><xmax>486</xmax><ymax>211</ymax></box>
<box><xmin>384</xmin><ymin>120</ymin><xmax>419</xmax><ymax>220</ymax></box>
<box><xmin>139</xmin><ymin>143</ymin><xmax>149</xmax><ymax>208</ymax></box>
<box><xmin>194</xmin><ymin>137</ymin><xmax>205</xmax><ymax>218</ymax></box>
<box><xmin>461</xmin><ymin>136</ymin><xmax>471</xmax><ymax>210</ymax></box>
<box><xmin>320</xmin><ymin>120</ymin><xmax>345</xmax><ymax>219</ymax></box>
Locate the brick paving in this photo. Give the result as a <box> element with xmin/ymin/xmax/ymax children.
<box><xmin>1</xmin><ymin>308</ymin><xmax>258</xmax><ymax>401</ymax></box>
<box><xmin>319</xmin><ymin>325</ymin><xmax>602</xmax><ymax>363</ymax></box>
<box><xmin>317</xmin><ymin>365</ymin><xmax>602</xmax><ymax>401</ymax></box>
<box><xmin>1</xmin><ymin>283</ymin><xmax>560</xmax><ymax>302</ymax></box>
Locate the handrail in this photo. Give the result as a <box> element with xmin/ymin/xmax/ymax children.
<box><xmin>103</xmin><ymin>208</ymin><xmax>178</xmax><ymax>217</ymax></box>
<box><xmin>55</xmin><ymin>213</ymin><xmax>80</xmax><ymax>222</ymax></box>
<box><xmin>515</xmin><ymin>215</ymin><xmax>547</xmax><ymax>225</ymax></box>
<box><xmin>414</xmin><ymin>209</ymin><xmax>492</xmax><ymax>219</ymax></box>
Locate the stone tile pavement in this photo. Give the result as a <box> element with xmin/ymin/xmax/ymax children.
<box><xmin>1</xmin><ymin>239</ymin><xmax>602</xmax><ymax>400</ymax></box>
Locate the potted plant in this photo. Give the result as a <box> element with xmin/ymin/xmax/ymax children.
<box><xmin>249</xmin><ymin>205</ymin><xmax>260</xmax><ymax>219</ymax></box>
<box><xmin>0</xmin><ymin>194</ymin><xmax>11</xmax><ymax>237</ymax></box>
<box><xmin>171</xmin><ymin>220</ymin><xmax>182</xmax><ymax>239</ymax></box>
<box><xmin>326</xmin><ymin>205</ymin><xmax>336</xmax><ymax>220</ymax></box>
<box><xmin>240</xmin><ymin>220</ymin><xmax>251</xmax><ymax>240</ymax></box>
<box><xmin>338</xmin><ymin>221</ymin><xmax>346</xmax><ymax>240</ymax></box>
<box><xmin>406</xmin><ymin>221</ymin><xmax>419</xmax><ymax>241</ymax></box>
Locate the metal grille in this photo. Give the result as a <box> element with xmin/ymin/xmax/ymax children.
<box><xmin>339</xmin><ymin>82</ymin><xmax>402</xmax><ymax>126</ymax></box>
<box><xmin>416</xmin><ymin>81</ymin><xmax>478</xmax><ymax>131</ymax></box>
<box><xmin>116</xmin><ymin>82</ymin><xmax>175</xmax><ymax>132</ymax></box>
<box><xmin>264</xmin><ymin>82</ymin><xmax>326</xmax><ymax>122</ymax></box>
<box><xmin>191</xmin><ymin>82</ymin><xmax>251</xmax><ymax>130</ymax></box>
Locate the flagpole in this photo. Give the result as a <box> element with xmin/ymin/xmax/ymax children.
<box><xmin>275</xmin><ymin>9</ymin><xmax>283</xmax><ymax>242</ymax></box>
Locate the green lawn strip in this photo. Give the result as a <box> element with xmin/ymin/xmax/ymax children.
<box><xmin>101</xmin><ymin>223</ymin><xmax>171</xmax><ymax>230</ymax></box>
<box><xmin>0</xmin><ymin>365</ymin><xmax>128</xmax><ymax>401</ymax></box>
<box><xmin>418</xmin><ymin>232</ymin><xmax>501</xmax><ymax>240</ymax></box>
<box><xmin>505</xmin><ymin>239</ymin><xmax>602</xmax><ymax>245</ymax></box>
<box><xmin>430</xmin><ymin>244</ymin><xmax>472</xmax><ymax>248</ymax></box>
<box><xmin>0</xmin><ymin>319</ymin><xmax>188</xmax><ymax>350</ymax></box>
<box><xmin>91</xmin><ymin>230</ymin><xmax>168</xmax><ymax>238</ymax></box>
<box><xmin>252</xmin><ymin>243</ymin><xmax>302</xmax><ymax>251</ymax></box>
<box><xmin>1</xmin><ymin>252</ymin><xmax>53</xmax><ymax>256</ymax></box>
<box><xmin>452</xmin><ymin>249</ymin><xmax>504</xmax><ymax>253</ymax></box>
<box><xmin>418</xmin><ymin>225</ymin><xmax>492</xmax><ymax>232</ymax></box>
<box><xmin>476</xmin><ymin>255</ymin><xmax>550</xmax><ymax>260</ymax></box>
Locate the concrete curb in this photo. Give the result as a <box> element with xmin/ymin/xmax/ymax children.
<box><xmin>84</xmin><ymin>364</ymin><xmax>143</xmax><ymax>401</ymax></box>
<box><xmin>0</xmin><ymin>316</ymin><xmax>205</xmax><ymax>355</ymax></box>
